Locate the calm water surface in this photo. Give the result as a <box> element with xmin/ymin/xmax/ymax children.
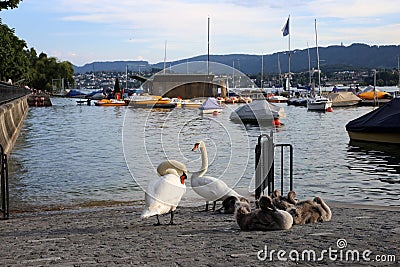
<box><xmin>8</xmin><ymin>97</ymin><xmax>400</xmax><ymax>210</ymax></box>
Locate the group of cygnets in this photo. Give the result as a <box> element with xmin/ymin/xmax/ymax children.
<box><xmin>140</xmin><ymin>140</ymin><xmax>331</xmax><ymax>230</ymax></box>
<box><xmin>222</xmin><ymin>189</ymin><xmax>332</xmax><ymax>231</ymax></box>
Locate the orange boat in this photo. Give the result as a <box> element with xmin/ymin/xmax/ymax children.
<box><xmin>130</xmin><ymin>95</ymin><xmax>176</xmax><ymax>108</ymax></box>
<box><xmin>357</xmin><ymin>86</ymin><xmax>392</xmax><ymax>100</ymax></box>
<box><xmin>94</xmin><ymin>99</ymin><xmax>129</xmax><ymax>106</ymax></box>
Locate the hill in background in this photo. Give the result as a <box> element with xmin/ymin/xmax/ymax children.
<box><xmin>73</xmin><ymin>43</ymin><xmax>400</xmax><ymax>75</ymax></box>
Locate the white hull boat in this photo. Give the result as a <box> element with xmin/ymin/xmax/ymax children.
<box><xmin>307</xmin><ymin>96</ymin><xmax>332</xmax><ymax>111</ymax></box>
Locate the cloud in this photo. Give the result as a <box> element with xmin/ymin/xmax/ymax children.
<box><xmin>21</xmin><ymin>0</ymin><xmax>400</xmax><ymax>65</ymax></box>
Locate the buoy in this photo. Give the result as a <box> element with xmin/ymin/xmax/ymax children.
<box><xmin>326</xmin><ymin>107</ymin><xmax>333</xmax><ymax>112</ymax></box>
<box><xmin>273</xmin><ymin>118</ymin><xmax>281</xmax><ymax>127</ymax></box>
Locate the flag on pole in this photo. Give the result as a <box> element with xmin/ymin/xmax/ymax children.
<box><xmin>281</xmin><ymin>17</ymin><xmax>290</xmax><ymax>37</ymax></box>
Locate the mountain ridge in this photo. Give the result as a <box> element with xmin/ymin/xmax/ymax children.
<box><xmin>73</xmin><ymin>43</ymin><xmax>400</xmax><ymax>74</ymax></box>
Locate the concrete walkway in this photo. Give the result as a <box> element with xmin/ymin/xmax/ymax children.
<box><xmin>0</xmin><ymin>202</ymin><xmax>399</xmax><ymax>266</ymax></box>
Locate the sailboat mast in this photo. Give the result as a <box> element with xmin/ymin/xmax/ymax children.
<box><xmin>232</xmin><ymin>61</ymin><xmax>235</xmax><ymax>88</ymax></box>
<box><xmin>261</xmin><ymin>53</ymin><xmax>264</xmax><ymax>89</ymax></box>
<box><xmin>126</xmin><ymin>65</ymin><xmax>128</xmax><ymax>90</ymax></box>
<box><xmin>315</xmin><ymin>19</ymin><xmax>321</xmax><ymax>95</ymax></box>
<box><xmin>307</xmin><ymin>41</ymin><xmax>311</xmax><ymax>86</ymax></box>
<box><xmin>398</xmin><ymin>55</ymin><xmax>400</xmax><ymax>87</ymax></box>
<box><xmin>163</xmin><ymin>40</ymin><xmax>167</xmax><ymax>74</ymax></box>
<box><xmin>207</xmin><ymin>16</ymin><xmax>210</xmax><ymax>76</ymax></box>
<box><xmin>278</xmin><ymin>53</ymin><xmax>282</xmax><ymax>88</ymax></box>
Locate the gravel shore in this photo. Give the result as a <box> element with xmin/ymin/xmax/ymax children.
<box><xmin>1</xmin><ymin>201</ymin><xmax>399</xmax><ymax>266</ymax></box>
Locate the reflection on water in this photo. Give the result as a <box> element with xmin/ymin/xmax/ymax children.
<box><xmin>7</xmin><ymin>98</ymin><xmax>400</xmax><ymax>210</ymax></box>
<box><xmin>347</xmin><ymin>141</ymin><xmax>400</xmax><ymax>184</ymax></box>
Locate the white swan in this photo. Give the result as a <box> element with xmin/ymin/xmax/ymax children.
<box><xmin>141</xmin><ymin>168</ymin><xmax>187</xmax><ymax>225</ymax></box>
<box><xmin>157</xmin><ymin>160</ymin><xmax>187</xmax><ymax>177</ymax></box>
<box><xmin>191</xmin><ymin>140</ymin><xmax>241</xmax><ymax>211</ymax></box>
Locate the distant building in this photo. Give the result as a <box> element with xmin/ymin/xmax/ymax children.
<box><xmin>148</xmin><ymin>74</ymin><xmax>222</xmax><ymax>98</ymax></box>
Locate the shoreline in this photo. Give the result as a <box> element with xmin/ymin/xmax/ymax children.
<box><xmin>1</xmin><ymin>201</ymin><xmax>399</xmax><ymax>266</ymax></box>
<box><xmin>7</xmin><ymin>196</ymin><xmax>400</xmax><ymax>215</ymax></box>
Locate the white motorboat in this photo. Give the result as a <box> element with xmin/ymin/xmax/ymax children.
<box><xmin>307</xmin><ymin>96</ymin><xmax>332</xmax><ymax>111</ymax></box>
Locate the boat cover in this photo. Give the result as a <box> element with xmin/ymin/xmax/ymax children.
<box><xmin>65</xmin><ymin>89</ymin><xmax>87</xmax><ymax>97</ymax></box>
<box><xmin>229</xmin><ymin>99</ymin><xmax>285</xmax><ymax>122</ymax></box>
<box><xmin>198</xmin><ymin>97</ymin><xmax>222</xmax><ymax>110</ymax></box>
<box><xmin>328</xmin><ymin>92</ymin><xmax>361</xmax><ymax>105</ymax></box>
<box><xmin>345</xmin><ymin>98</ymin><xmax>400</xmax><ymax>133</ymax></box>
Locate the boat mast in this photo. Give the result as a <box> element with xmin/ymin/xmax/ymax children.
<box><xmin>307</xmin><ymin>41</ymin><xmax>312</xmax><ymax>86</ymax></box>
<box><xmin>207</xmin><ymin>16</ymin><xmax>210</xmax><ymax>76</ymax></box>
<box><xmin>398</xmin><ymin>55</ymin><xmax>400</xmax><ymax>88</ymax></box>
<box><xmin>163</xmin><ymin>40</ymin><xmax>167</xmax><ymax>74</ymax></box>
<box><xmin>278</xmin><ymin>53</ymin><xmax>282</xmax><ymax>88</ymax></box>
<box><xmin>261</xmin><ymin>53</ymin><xmax>264</xmax><ymax>89</ymax></box>
<box><xmin>315</xmin><ymin>19</ymin><xmax>321</xmax><ymax>96</ymax></box>
<box><xmin>232</xmin><ymin>61</ymin><xmax>235</xmax><ymax>88</ymax></box>
<box><xmin>126</xmin><ymin>65</ymin><xmax>128</xmax><ymax>90</ymax></box>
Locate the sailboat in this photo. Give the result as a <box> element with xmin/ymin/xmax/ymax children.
<box><xmin>307</xmin><ymin>19</ymin><xmax>332</xmax><ymax>111</ymax></box>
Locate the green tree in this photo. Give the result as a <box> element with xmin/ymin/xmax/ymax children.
<box><xmin>29</xmin><ymin>52</ymin><xmax>74</xmax><ymax>91</ymax></box>
<box><xmin>0</xmin><ymin>20</ymin><xmax>29</xmax><ymax>82</ymax></box>
<box><xmin>0</xmin><ymin>0</ymin><xmax>22</xmax><ymax>11</ymax></box>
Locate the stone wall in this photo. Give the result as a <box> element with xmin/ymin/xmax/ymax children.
<box><xmin>0</xmin><ymin>96</ymin><xmax>28</xmax><ymax>154</ymax></box>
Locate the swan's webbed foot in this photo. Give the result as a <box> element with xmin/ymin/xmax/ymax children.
<box><xmin>153</xmin><ymin>215</ymin><xmax>161</xmax><ymax>226</ymax></box>
<box><xmin>198</xmin><ymin>202</ymin><xmax>210</xmax><ymax>212</ymax></box>
<box><xmin>212</xmin><ymin>201</ymin><xmax>217</xmax><ymax>211</ymax></box>
<box><xmin>167</xmin><ymin>210</ymin><xmax>175</xmax><ymax>225</ymax></box>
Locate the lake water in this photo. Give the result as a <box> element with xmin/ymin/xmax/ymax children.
<box><xmin>8</xmin><ymin>97</ymin><xmax>400</xmax><ymax>211</ymax></box>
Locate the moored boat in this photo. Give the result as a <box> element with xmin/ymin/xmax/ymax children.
<box><xmin>170</xmin><ymin>97</ymin><xmax>183</xmax><ymax>108</ymax></box>
<box><xmin>345</xmin><ymin>98</ymin><xmax>400</xmax><ymax>144</ymax></box>
<box><xmin>287</xmin><ymin>97</ymin><xmax>307</xmax><ymax>106</ymax></box>
<box><xmin>181</xmin><ymin>99</ymin><xmax>203</xmax><ymax>108</ymax></box>
<box><xmin>94</xmin><ymin>99</ymin><xmax>129</xmax><ymax>106</ymax></box>
<box><xmin>130</xmin><ymin>95</ymin><xmax>175</xmax><ymax>108</ymax></box>
<box><xmin>267</xmin><ymin>95</ymin><xmax>288</xmax><ymax>103</ymax></box>
<box><xmin>230</xmin><ymin>99</ymin><xmax>285</xmax><ymax>125</ymax></box>
<box><xmin>357</xmin><ymin>86</ymin><xmax>392</xmax><ymax>100</ymax></box>
<box><xmin>307</xmin><ymin>20</ymin><xmax>333</xmax><ymax>112</ymax></box>
<box><xmin>307</xmin><ymin>96</ymin><xmax>332</xmax><ymax>111</ymax></box>
<box><xmin>328</xmin><ymin>92</ymin><xmax>361</xmax><ymax>107</ymax></box>
<box><xmin>64</xmin><ymin>89</ymin><xmax>87</xmax><ymax>98</ymax></box>
<box><xmin>198</xmin><ymin>97</ymin><xmax>223</xmax><ymax>114</ymax></box>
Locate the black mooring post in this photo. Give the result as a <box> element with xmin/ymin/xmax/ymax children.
<box><xmin>0</xmin><ymin>145</ymin><xmax>9</xmax><ymax>220</ymax></box>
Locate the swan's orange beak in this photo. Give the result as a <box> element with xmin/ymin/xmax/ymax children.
<box><xmin>180</xmin><ymin>172</ymin><xmax>187</xmax><ymax>184</ymax></box>
<box><xmin>192</xmin><ymin>143</ymin><xmax>200</xmax><ymax>151</ymax></box>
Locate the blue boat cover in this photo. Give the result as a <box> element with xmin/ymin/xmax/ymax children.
<box><xmin>199</xmin><ymin>97</ymin><xmax>222</xmax><ymax>110</ymax></box>
<box><xmin>346</xmin><ymin>98</ymin><xmax>400</xmax><ymax>133</ymax></box>
<box><xmin>65</xmin><ymin>89</ymin><xmax>87</xmax><ymax>97</ymax></box>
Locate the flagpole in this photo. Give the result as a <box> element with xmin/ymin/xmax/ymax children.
<box><xmin>288</xmin><ymin>15</ymin><xmax>291</xmax><ymax>95</ymax></box>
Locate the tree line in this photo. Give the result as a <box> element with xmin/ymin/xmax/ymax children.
<box><xmin>0</xmin><ymin>1</ymin><xmax>74</xmax><ymax>91</ymax></box>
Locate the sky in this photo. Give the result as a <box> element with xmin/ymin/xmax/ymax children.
<box><xmin>1</xmin><ymin>0</ymin><xmax>400</xmax><ymax>66</ymax></box>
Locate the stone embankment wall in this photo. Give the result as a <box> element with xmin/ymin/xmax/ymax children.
<box><xmin>0</xmin><ymin>96</ymin><xmax>29</xmax><ymax>154</ymax></box>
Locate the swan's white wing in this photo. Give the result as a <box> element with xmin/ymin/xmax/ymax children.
<box><xmin>191</xmin><ymin>175</ymin><xmax>240</xmax><ymax>202</ymax></box>
<box><xmin>141</xmin><ymin>174</ymin><xmax>186</xmax><ymax>218</ymax></box>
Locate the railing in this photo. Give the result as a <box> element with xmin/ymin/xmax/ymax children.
<box><xmin>0</xmin><ymin>82</ymin><xmax>31</xmax><ymax>105</ymax></box>
<box><xmin>254</xmin><ymin>132</ymin><xmax>293</xmax><ymax>200</ymax></box>
<box><xmin>0</xmin><ymin>144</ymin><xmax>9</xmax><ymax>219</ymax></box>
